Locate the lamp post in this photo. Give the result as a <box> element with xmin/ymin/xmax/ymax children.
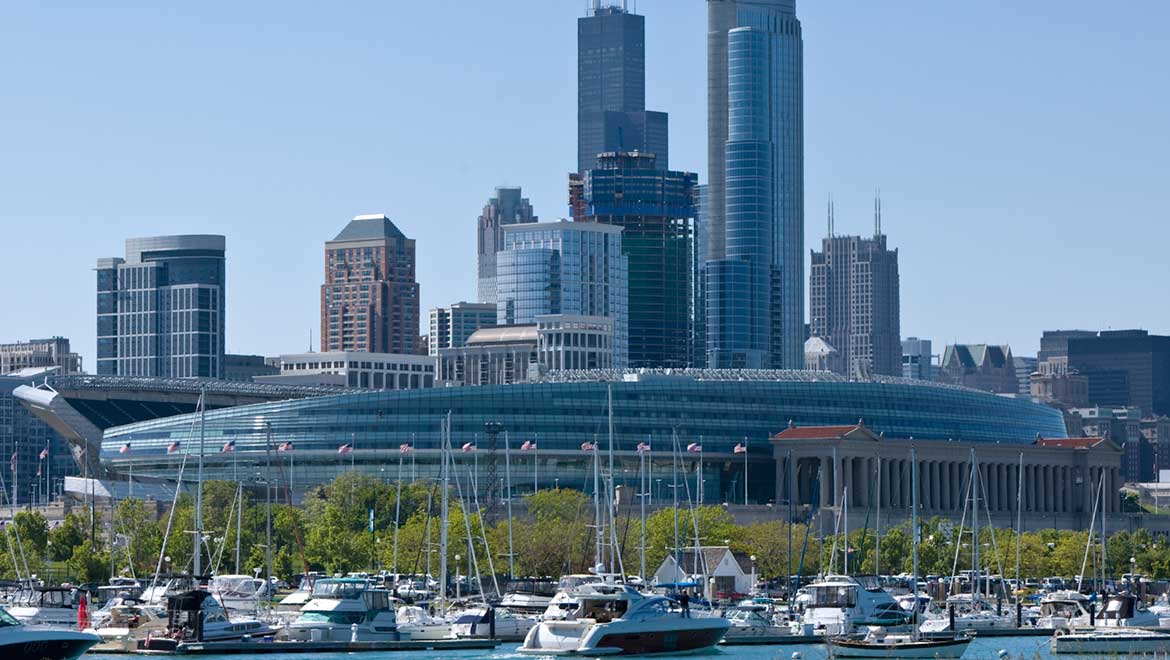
<box><xmin>750</xmin><ymin>555</ymin><xmax>757</xmax><ymax>596</ymax></box>
<box><xmin>455</xmin><ymin>554</ymin><xmax>462</xmax><ymax>601</ymax></box>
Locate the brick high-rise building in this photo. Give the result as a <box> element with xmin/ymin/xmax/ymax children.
<box><xmin>321</xmin><ymin>214</ymin><xmax>421</xmax><ymax>355</ymax></box>
<box><xmin>808</xmin><ymin>205</ymin><xmax>900</xmax><ymax>377</ymax></box>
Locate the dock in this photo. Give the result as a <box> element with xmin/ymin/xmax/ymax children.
<box><xmin>134</xmin><ymin>638</ymin><xmax>504</xmax><ymax>655</ymax></box>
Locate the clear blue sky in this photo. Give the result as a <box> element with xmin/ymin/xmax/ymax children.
<box><xmin>2</xmin><ymin>1</ymin><xmax>1167</xmax><ymax>369</ymax></box>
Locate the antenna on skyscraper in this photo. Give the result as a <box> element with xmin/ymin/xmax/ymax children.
<box><xmin>827</xmin><ymin>194</ymin><xmax>834</xmax><ymax>237</ymax></box>
<box><xmin>874</xmin><ymin>189</ymin><xmax>882</xmax><ymax>236</ymax></box>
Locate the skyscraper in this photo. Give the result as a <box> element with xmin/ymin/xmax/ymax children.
<box><xmin>705</xmin><ymin>0</ymin><xmax>804</xmax><ymax>369</ymax></box>
<box><xmin>496</xmin><ymin>220</ymin><xmax>628</xmax><ymax>367</ymax></box>
<box><xmin>321</xmin><ymin>214</ymin><xmax>421</xmax><ymax>355</ymax></box>
<box><xmin>477</xmin><ymin>187</ymin><xmax>537</xmax><ymax>304</ymax></box>
<box><xmin>808</xmin><ymin>206</ymin><xmax>901</xmax><ymax>377</ymax></box>
<box><xmin>573</xmin><ymin>151</ymin><xmax>696</xmax><ymax>368</ymax></box>
<box><xmin>577</xmin><ymin>1</ymin><xmax>668</xmax><ymax>173</ymax></box>
<box><xmin>96</xmin><ymin>235</ymin><xmax>226</xmax><ymax>378</ymax></box>
<box><xmin>429</xmin><ymin>302</ymin><xmax>498</xmax><ymax>357</ymax></box>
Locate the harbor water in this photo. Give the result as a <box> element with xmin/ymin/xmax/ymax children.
<box><xmin>84</xmin><ymin>635</ymin><xmax>1077</xmax><ymax>660</ymax></box>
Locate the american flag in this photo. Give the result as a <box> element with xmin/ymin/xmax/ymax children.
<box><xmin>461</xmin><ymin>442</ymin><xmax>476</xmax><ymax>452</ymax></box>
<box><xmin>119</xmin><ymin>443</ymin><xmax>132</xmax><ymax>455</ymax></box>
<box><xmin>8</xmin><ymin>452</ymin><xmax>15</xmax><ymax>472</ymax></box>
<box><xmin>36</xmin><ymin>465</ymin><xmax>41</xmax><ymax>477</ymax></box>
<box><xmin>338</xmin><ymin>443</ymin><xmax>354</xmax><ymax>455</ymax></box>
<box><xmin>636</xmin><ymin>442</ymin><xmax>651</xmax><ymax>454</ymax></box>
<box><xmin>580</xmin><ymin>441</ymin><xmax>597</xmax><ymax>451</ymax></box>
<box><xmin>278</xmin><ymin>442</ymin><xmax>294</xmax><ymax>452</ymax></box>
<box><xmin>221</xmin><ymin>440</ymin><xmax>235</xmax><ymax>453</ymax></box>
<box><xmin>167</xmin><ymin>441</ymin><xmax>181</xmax><ymax>454</ymax></box>
<box><xmin>686</xmin><ymin>442</ymin><xmax>702</xmax><ymax>453</ymax></box>
<box><xmin>39</xmin><ymin>447</ymin><xmax>49</xmax><ymax>461</ymax></box>
<box><xmin>520</xmin><ymin>440</ymin><xmax>536</xmax><ymax>452</ymax></box>
<box><xmin>733</xmin><ymin>443</ymin><xmax>747</xmax><ymax>454</ymax></box>
<box><xmin>399</xmin><ymin>443</ymin><xmax>413</xmax><ymax>454</ymax></box>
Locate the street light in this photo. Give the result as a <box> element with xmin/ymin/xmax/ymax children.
<box><xmin>455</xmin><ymin>554</ymin><xmax>462</xmax><ymax>601</ymax></box>
<box><xmin>750</xmin><ymin>555</ymin><xmax>757</xmax><ymax>596</ymax></box>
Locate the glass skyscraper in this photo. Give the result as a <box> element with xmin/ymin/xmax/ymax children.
<box><xmin>476</xmin><ymin>187</ymin><xmax>537</xmax><ymax>304</ymax></box>
<box><xmin>706</xmin><ymin>0</ymin><xmax>804</xmax><ymax>369</ymax></box>
<box><xmin>577</xmin><ymin>2</ymin><xmax>668</xmax><ymax>173</ymax></box>
<box><xmin>496</xmin><ymin>221</ymin><xmax>628</xmax><ymax>367</ymax></box>
<box><xmin>96</xmin><ymin>235</ymin><xmax>226</xmax><ymax>378</ymax></box>
<box><xmin>574</xmin><ymin>151</ymin><xmax>696</xmax><ymax>368</ymax></box>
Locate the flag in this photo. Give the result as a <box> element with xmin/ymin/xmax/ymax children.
<box><xmin>167</xmin><ymin>441</ymin><xmax>181</xmax><ymax>454</ymax></box>
<box><xmin>520</xmin><ymin>440</ymin><xmax>536</xmax><ymax>452</ymax></box>
<box><xmin>636</xmin><ymin>442</ymin><xmax>651</xmax><ymax>454</ymax></box>
<box><xmin>338</xmin><ymin>443</ymin><xmax>354</xmax><ymax>455</ymax></box>
<box><xmin>39</xmin><ymin>447</ymin><xmax>49</xmax><ymax>461</ymax></box>
<box><xmin>733</xmin><ymin>443</ymin><xmax>747</xmax><ymax>454</ymax></box>
<box><xmin>461</xmin><ymin>442</ymin><xmax>476</xmax><ymax>452</ymax></box>
<box><xmin>399</xmin><ymin>443</ymin><xmax>413</xmax><ymax>454</ymax></box>
<box><xmin>221</xmin><ymin>440</ymin><xmax>235</xmax><ymax>453</ymax></box>
<box><xmin>36</xmin><ymin>465</ymin><xmax>41</xmax><ymax>477</ymax></box>
<box><xmin>686</xmin><ymin>443</ymin><xmax>702</xmax><ymax>453</ymax></box>
<box><xmin>278</xmin><ymin>442</ymin><xmax>293</xmax><ymax>452</ymax></box>
<box><xmin>580</xmin><ymin>441</ymin><xmax>596</xmax><ymax>451</ymax></box>
<box><xmin>119</xmin><ymin>443</ymin><xmax>132</xmax><ymax>455</ymax></box>
<box><xmin>8</xmin><ymin>452</ymin><xmax>15</xmax><ymax>472</ymax></box>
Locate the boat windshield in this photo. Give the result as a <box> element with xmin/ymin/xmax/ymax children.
<box><xmin>855</xmin><ymin>576</ymin><xmax>882</xmax><ymax>591</ymax></box>
<box><xmin>0</xmin><ymin>607</ymin><xmax>19</xmax><ymax>627</ymax></box>
<box><xmin>806</xmin><ymin>585</ymin><xmax>857</xmax><ymax>608</ymax></box>
<box><xmin>558</xmin><ymin>576</ymin><xmax>591</xmax><ymax>591</ymax></box>
<box><xmin>313</xmin><ymin>580</ymin><xmax>366</xmax><ymax>599</ymax></box>
<box><xmin>299</xmin><ymin>611</ymin><xmax>365</xmax><ymax>625</ymax></box>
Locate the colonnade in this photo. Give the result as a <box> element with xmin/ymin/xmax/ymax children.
<box><xmin>784</xmin><ymin>452</ymin><xmax>1121</xmax><ymax>515</ymax></box>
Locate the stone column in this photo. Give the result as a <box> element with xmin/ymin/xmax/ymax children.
<box><xmin>820</xmin><ymin>456</ymin><xmax>832</xmax><ymax>509</ymax></box>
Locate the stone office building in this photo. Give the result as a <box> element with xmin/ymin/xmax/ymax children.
<box><xmin>770</xmin><ymin>423</ymin><xmax>1122</xmax><ymax>531</ymax></box>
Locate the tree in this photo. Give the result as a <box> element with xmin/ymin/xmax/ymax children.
<box><xmin>48</xmin><ymin>513</ymin><xmax>86</xmax><ymax>562</ymax></box>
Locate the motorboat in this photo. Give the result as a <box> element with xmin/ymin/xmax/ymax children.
<box><xmin>274</xmin><ymin>580</ymin><xmax>313</xmax><ymax>623</ymax></box>
<box><xmin>801</xmin><ymin>575</ymin><xmax>911</xmax><ymax>636</ymax></box>
<box><xmin>450</xmin><ymin>604</ymin><xmax>535</xmax><ymax>641</ymax></box>
<box><xmin>1051</xmin><ymin>627</ymin><xmax>1170</xmax><ymax>655</ymax></box>
<box><xmin>210</xmin><ymin>574</ymin><xmax>263</xmax><ymax>615</ymax></box>
<box><xmin>721</xmin><ymin>604</ymin><xmax>795</xmax><ymax>642</ymax></box>
<box><xmin>7</xmin><ymin>586</ymin><xmax>78</xmax><ymax>628</ymax></box>
<box><xmin>139</xmin><ymin>590</ymin><xmax>275</xmax><ymax>651</ymax></box>
<box><xmin>1034</xmin><ymin>590</ymin><xmax>1093</xmax><ymax>629</ymax></box>
<box><xmin>0</xmin><ymin>605</ymin><xmax>99</xmax><ymax>660</ymax></box>
<box><xmin>391</xmin><ymin>575</ymin><xmax>436</xmax><ymax>604</ymax></box>
<box><xmin>139</xmin><ymin>574</ymin><xmax>203</xmax><ymax>607</ymax></box>
<box><xmin>919</xmin><ymin>593</ymin><xmax>1015</xmax><ymax>634</ymax></box>
<box><xmin>829</xmin><ymin>627</ymin><xmax>972</xmax><ymax>659</ymax></box>
<box><xmin>500</xmin><ymin>578</ymin><xmax>557</xmax><ymax>614</ymax></box>
<box><xmin>284</xmin><ymin>578</ymin><xmax>403</xmax><ymax>642</ymax></box>
<box><xmin>396</xmin><ymin>604</ymin><xmax>452</xmax><ymax>640</ymax></box>
<box><xmin>518</xmin><ymin>582</ymin><xmax>730</xmax><ymax>655</ymax></box>
<box><xmin>1096</xmin><ymin>592</ymin><xmax>1160</xmax><ymax>627</ymax></box>
<box><xmin>84</xmin><ymin>598</ymin><xmax>167</xmax><ymax>653</ymax></box>
<box><xmin>540</xmin><ymin>574</ymin><xmax>602</xmax><ymax>621</ymax></box>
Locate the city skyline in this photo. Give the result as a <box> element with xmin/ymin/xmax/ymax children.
<box><xmin>2</xmin><ymin>1</ymin><xmax>1168</xmax><ymax>369</ymax></box>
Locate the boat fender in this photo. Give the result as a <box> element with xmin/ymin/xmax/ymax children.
<box><xmin>997</xmin><ymin>650</ymin><xmax>1009</xmax><ymax>658</ymax></box>
<box><xmin>1054</xmin><ymin>627</ymin><xmax>1070</xmax><ymax>637</ymax></box>
<box><xmin>791</xmin><ymin>653</ymin><xmax>802</xmax><ymax>660</ymax></box>
<box><xmin>351</xmin><ymin>622</ymin><xmax>359</xmax><ymax>642</ymax></box>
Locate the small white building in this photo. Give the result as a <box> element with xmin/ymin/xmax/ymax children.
<box><xmin>255</xmin><ymin>351</ymin><xmax>434</xmax><ymax>389</ymax></box>
<box><xmin>652</xmin><ymin>546</ymin><xmax>755</xmax><ymax>600</ymax></box>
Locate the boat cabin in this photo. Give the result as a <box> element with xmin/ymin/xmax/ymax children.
<box><xmin>11</xmin><ymin>586</ymin><xmax>73</xmax><ymax>609</ymax></box>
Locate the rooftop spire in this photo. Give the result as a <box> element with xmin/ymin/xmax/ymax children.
<box><xmin>874</xmin><ymin>189</ymin><xmax>882</xmax><ymax>236</ymax></box>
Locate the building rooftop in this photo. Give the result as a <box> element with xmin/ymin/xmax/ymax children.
<box><xmin>1036</xmin><ymin>436</ymin><xmax>1109</xmax><ymax>449</ymax></box>
<box><xmin>942</xmin><ymin>344</ymin><xmax>1012</xmax><ymax>369</ymax></box>
<box><xmin>467</xmin><ymin>325</ymin><xmax>538</xmax><ymax>345</ymax></box>
<box><xmin>331</xmin><ymin>214</ymin><xmax>406</xmax><ymax>242</ymax></box>
<box><xmin>772</xmin><ymin>424</ymin><xmax>871</xmax><ymax>441</ymax></box>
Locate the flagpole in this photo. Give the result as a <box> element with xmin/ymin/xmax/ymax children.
<box><xmin>393</xmin><ymin>448</ymin><xmax>403</xmax><ymax>581</ymax></box>
<box><xmin>533</xmin><ymin>434</ymin><xmax>538</xmax><ymax>494</ymax></box>
<box><xmin>744</xmin><ymin>437</ymin><xmax>749</xmax><ymax>506</ymax></box>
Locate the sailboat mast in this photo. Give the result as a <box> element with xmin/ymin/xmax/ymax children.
<box><xmin>593</xmin><ymin>442</ymin><xmax>602</xmax><ymax>573</ymax></box>
<box><xmin>671</xmin><ymin>430</ymin><xmax>680</xmax><ymax>575</ymax></box>
<box><xmin>1015</xmin><ymin>451</ymin><xmax>1023</xmax><ymax>604</ymax></box>
<box><xmin>504</xmin><ymin>431</ymin><xmax>515</xmax><ymax>581</ymax></box>
<box><xmin>438</xmin><ymin>413</ymin><xmax>451</xmax><ymax>614</ymax></box>
<box><xmin>969</xmin><ymin>448</ymin><xmax>979</xmax><ymax>596</ymax></box>
<box><xmin>194</xmin><ymin>387</ymin><xmax>205</xmax><ymax>576</ymax></box>
<box><xmin>639</xmin><ymin>447</ymin><xmax>647</xmax><ymax>583</ymax></box>
<box><xmin>911</xmin><ymin>446</ymin><xmax>919</xmax><ymax>636</ymax></box>
<box><xmin>392</xmin><ymin>449</ymin><xmax>403</xmax><ymax>579</ymax></box>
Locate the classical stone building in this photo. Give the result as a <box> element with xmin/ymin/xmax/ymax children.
<box><xmin>770</xmin><ymin>423</ymin><xmax>1122</xmax><ymax>531</ymax></box>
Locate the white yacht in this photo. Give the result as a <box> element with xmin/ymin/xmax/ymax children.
<box><xmin>138</xmin><ymin>590</ymin><xmax>275</xmax><ymax>651</ymax></box>
<box><xmin>540</xmin><ymin>574</ymin><xmax>603</xmax><ymax>621</ymax></box>
<box><xmin>918</xmin><ymin>593</ymin><xmax>1015</xmax><ymax>634</ymax></box>
<box><xmin>450</xmin><ymin>604</ymin><xmax>535</xmax><ymax>641</ymax></box>
<box><xmin>210</xmin><ymin>575</ymin><xmax>263</xmax><ymax>615</ymax></box>
<box><xmin>84</xmin><ymin>598</ymin><xmax>167</xmax><ymax>653</ymax></box>
<box><xmin>1097</xmin><ymin>592</ymin><xmax>1161</xmax><ymax>628</ymax></box>
<box><xmin>801</xmin><ymin>575</ymin><xmax>911</xmax><ymax>636</ymax></box>
<box><xmin>7</xmin><ymin>587</ymin><xmax>78</xmax><ymax>628</ymax></box>
<box><xmin>285</xmin><ymin>578</ymin><xmax>402</xmax><ymax>642</ymax></box>
<box><xmin>500</xmin><ymin>579</ymin><xmax>557</xmax><ymax>614</ymax></box>
<box><xmin>721</xmin><ymin>604</ymin><xmax>795</xmax><ymax>642</ymax></box>
<box><xmin>1051</xmin><ymin>627</ymin><xmax>1170</xmax><ymax>655</ymax></box>
<box><xmin>0</xmin><ymin>605</ymin><xmax>99</xmax><ymax>660</ymax></box>
<box><xmin>519</xmin><ymin>582</ymin><xmax>729</xmax><ymax>656</ymax></box>
<box><xmin>1034</xmin><ymin>590</ymin><xmax>1093</xmax><ymax>629</ymax></box>
<box><xmin>395</xmin><ymin>604</ymin><xmax>452</xmax><ymax>640</ymax></box>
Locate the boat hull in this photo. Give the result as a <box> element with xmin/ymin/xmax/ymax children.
<box><xmin>520</xmin><ymin>619</ymin><xmax>729</xmax><ymax>656</ymax></box>
<box><xmin>1052</xmin><ymin>633</ymin><xmax>1170</xmax><ymax>655</ymax></box>
<box><xmin>0</xmin><ymin>628</ymin><xmax>100</xmax><ymax>660</ymax></box>
<box><xmin>829</xmin><ymin>638</ymin><xmax>971</xmax><ymax>659</ymax></box>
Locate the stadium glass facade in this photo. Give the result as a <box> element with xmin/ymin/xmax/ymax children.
<box><xmin>101</xmin><ymin>372</ymin><xmax>1067</xmax><ymax>504</ymax></box>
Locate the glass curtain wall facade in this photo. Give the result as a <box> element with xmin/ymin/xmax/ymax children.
<box><xmin>101</xmin><ymin>373</ymin><xmax>1070</xmax><ymax>505</ymax></box>
<box><xmin>574</xmin><ymin>151</ymin><xmax>697</xmax><ymax>368</ymax></box>
<box><xmin>96</xmin><ymin>235</ymin><xmax>226</xmax><ymax>378</ymax></box>
<box><xmin>577</xmin><ymin>3</ymin><xmax>667</xmax><ymax>173</ymax></box>
<box><xmin>706</xmin><ymin>0</ymin><xmax>804</xmax><ymax>369</ymax></box>
<box><xmin>496</xmin><ymin>222</ymin><xmax>628</xmax><ymax>368</ymax></box>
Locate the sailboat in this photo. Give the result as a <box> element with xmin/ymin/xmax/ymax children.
<box><xmin>829</xmin><ymin>447</ymin><xmax>971</xmax><ymax>659</ymax></box>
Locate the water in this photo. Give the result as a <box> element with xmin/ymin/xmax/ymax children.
<box><xmin>84</xmin><ymin>636</ymin><xmax>1064</xmax><ymax>660</ymax></box>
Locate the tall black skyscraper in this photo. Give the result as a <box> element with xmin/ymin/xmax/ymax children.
<box><xmin>577</xmin><ymin>1</ymin><xmax>668</xmax><ymax>173</ymax></box>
